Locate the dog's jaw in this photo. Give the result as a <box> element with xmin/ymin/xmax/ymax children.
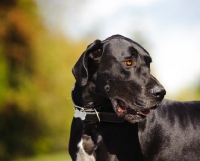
<box><xmin>111</xmin><ymin>98</ymin><xmax>159</xmax><ymax>123</ymax></box>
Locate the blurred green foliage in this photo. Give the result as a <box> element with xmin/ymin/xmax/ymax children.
<box><xmin>13</xmin><ymin>152</ymin><xmax>71</xmax><ymax>161</ymax></box>
<box><xmin>0</xmin><ymin>0</ymin><xmax>88</xmax><ymax>160</ymax></box>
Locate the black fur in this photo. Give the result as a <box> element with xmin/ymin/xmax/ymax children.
<box><xmin>139</xmin><ymin>99</ymin><xmax>200</xmax><ymax>161</ymax></box>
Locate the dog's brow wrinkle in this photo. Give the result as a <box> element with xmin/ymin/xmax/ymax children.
<box><xmin>124</xmin><ymin>56</ymin><xmax>132</xmax><ymax>60</ymax></box>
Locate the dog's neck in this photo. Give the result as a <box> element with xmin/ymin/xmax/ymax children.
<box><xmin>72</xmin><ymin>82</ymin><xmax>114</xmax><ymax>113</ymax></box>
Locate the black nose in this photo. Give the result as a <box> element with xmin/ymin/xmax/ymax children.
<box><xmin>150</xmin><ymin>86</ymin><xmax>166</xmax><ymax>101</ymax></box>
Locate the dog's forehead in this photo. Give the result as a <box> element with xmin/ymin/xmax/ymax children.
<box><xmin>103</xmin><ymin>38</ymin><xmax>149</xmax><ymax>57</ymax></box>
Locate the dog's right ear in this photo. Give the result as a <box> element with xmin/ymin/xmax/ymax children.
<box><xmin>72</xmin><ymin>40</ymin><xmax>102</xmax><ymax>86</ymax></box>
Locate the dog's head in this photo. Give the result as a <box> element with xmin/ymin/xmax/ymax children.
<box><xmin>72</xmin><ymin>35</ymin><xmax>166</xmax><ymax>123</ymax></box>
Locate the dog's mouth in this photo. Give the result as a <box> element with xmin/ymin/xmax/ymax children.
<box><xmin>113</xmin><ymin>99</ymin><xmax>156</xmax><ymax>121</ymax></box>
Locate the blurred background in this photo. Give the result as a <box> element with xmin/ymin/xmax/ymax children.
<box><xmin>0</xmin><ymin>0</ymin><xmax>200</xmax><ymax>160</ymax></box>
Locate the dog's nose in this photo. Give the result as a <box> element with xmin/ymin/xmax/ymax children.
<box><xmin>150</xmin><ymin>86</ymin><xmax>166</xmax><ymax>101</ymax></box>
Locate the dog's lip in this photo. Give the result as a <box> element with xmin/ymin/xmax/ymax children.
<box><xmin>115</xmin><ymin>99</ymin><xmax>151</xmax><ymax>118</ymax></box>
<box><xmin>137</xmin><ymin>109</ymin><xmax>150</xmax><ymax>117</ymax></box>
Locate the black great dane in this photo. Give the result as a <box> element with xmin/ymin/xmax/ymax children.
<box><xmin>69</xmin><ymin>35</ymin><xmax>200</xmax><ymax>161</ymax></box>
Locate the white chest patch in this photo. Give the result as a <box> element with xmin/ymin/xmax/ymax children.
<box><xmin>76</xmin><ymin>139</ymin><xmax>96</xmax><ymax>161</ymax></box>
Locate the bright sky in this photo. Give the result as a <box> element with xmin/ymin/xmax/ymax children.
<box><xmin>36</xmin><ymin>0</ymin><xmax>200</xmax><ymax>98</ymax></box>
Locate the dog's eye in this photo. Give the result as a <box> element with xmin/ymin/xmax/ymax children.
<box><xmin>124</xmin><ymin>60</ymin><xmax>132</xmax><ymax>66</ymax></box>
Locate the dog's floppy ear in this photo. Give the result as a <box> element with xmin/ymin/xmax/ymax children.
<box><xmin>72</xmin><ymin>40</ymin><xmax>102</xmax><ymax>86</ymax></box>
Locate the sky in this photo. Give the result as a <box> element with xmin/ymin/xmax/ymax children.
<box><xmin>36</xmin><ymin>0</ymin><xmax>200</xmax><ymax>98</ymax></box>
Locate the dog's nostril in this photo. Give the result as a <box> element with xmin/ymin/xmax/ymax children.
<box><xmin>151</xmin><ymin>87</ymin><xmax>166</xmax><ymax>100</ymax></box>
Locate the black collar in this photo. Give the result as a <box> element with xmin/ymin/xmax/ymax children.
<box><xmin>73</xmin><ymin>104</ymin><xmax>124</xmax><ymax>123</ymax></box>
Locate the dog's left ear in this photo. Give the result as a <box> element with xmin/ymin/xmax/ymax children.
<box><xmin>72</xmin><ymin>40</ymin><xmax>102</xmax><ymax>86</ymax></box>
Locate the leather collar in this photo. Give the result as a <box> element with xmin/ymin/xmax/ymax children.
<box><xmin>74</xmin><ymin>105</ymin><xmax>124</xmax><ymax>123</ymax></box>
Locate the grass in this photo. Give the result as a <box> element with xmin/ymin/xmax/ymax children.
<box><xmin>12</xmin><ymin>152</ymin><xmax>71</xmax><ymax>161</ymax></box>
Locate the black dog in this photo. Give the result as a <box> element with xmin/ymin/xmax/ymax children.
<box><xmin>69</xmin><ymin>35</ymin><xmax>165</xmax><ymax>161</ymax></box>
<box><xmin>69</xmin><ymin>35</ymin><xmax>200</xmax><ymax>161</ymax></box>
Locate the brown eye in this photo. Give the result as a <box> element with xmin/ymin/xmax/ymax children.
<box><xmin>124</xmin><ymin>60</ymin><xmax>132</xmax><ymax>66</ymax></box>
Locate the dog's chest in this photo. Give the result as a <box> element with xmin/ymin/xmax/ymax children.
<box><xmin>76</xmin><ymin>136</ymin><xmax>96</xmax><ymax>161</ymax></box>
